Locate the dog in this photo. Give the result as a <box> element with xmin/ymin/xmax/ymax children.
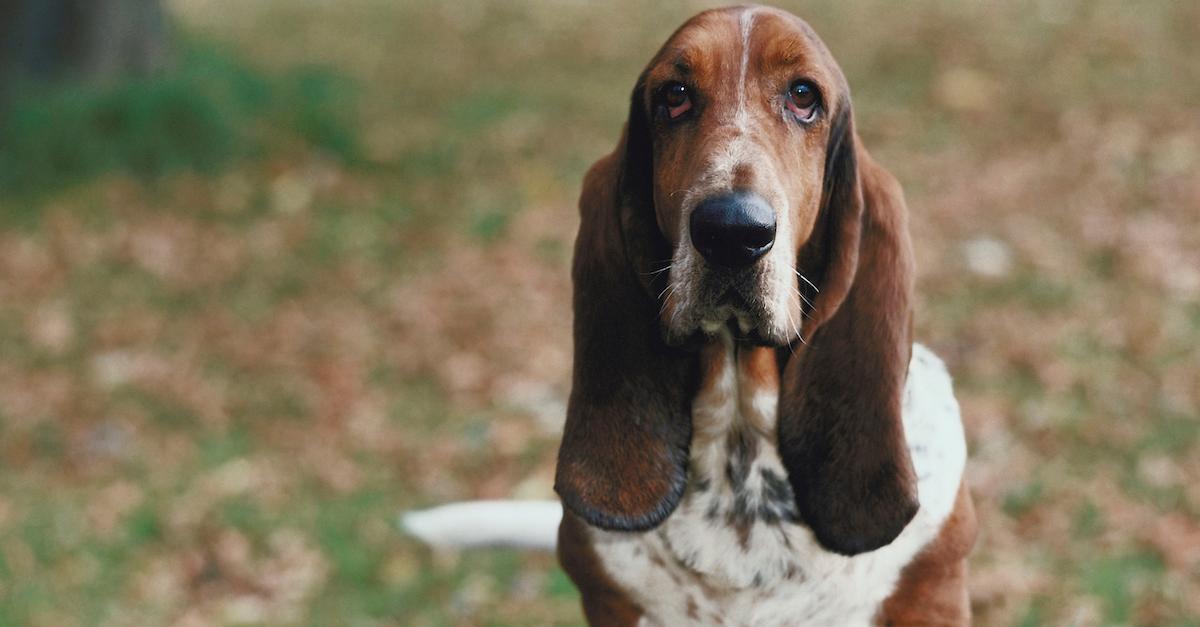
<box><xmin>553</xmin><ymin>5</ymin><xmax>976</xmax><ymax>625</ymax></box>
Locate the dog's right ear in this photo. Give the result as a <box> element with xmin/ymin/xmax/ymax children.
<box><xmin>554</xmin><ymin>80</ymin><xmax>696</xmax><ymax>532</ymax></box>
<box><xmin>778</xmin><ymin>97</ymin><xmax>919</xmax><ymax>556</ymax></box>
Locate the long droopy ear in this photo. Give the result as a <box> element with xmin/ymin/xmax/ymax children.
<box><xmin>554</xmin><ymin>82</ymin><xmax>695</xmax><ymax>531</ymax></box>
<box><xmin>779</xmin><ymin>97</ymin><xmax>919</xmax><ymax>556</ymax></box>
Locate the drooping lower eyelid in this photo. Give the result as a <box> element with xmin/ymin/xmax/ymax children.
<box><xmin>783</xmin><ymin>97</ymin><xmax>820</xmax><ymax>124</ymax></box>
<box><xmin>667</xmin><ymin>99</ymin><xmax>693</xmax><ymax>119</ymax></box>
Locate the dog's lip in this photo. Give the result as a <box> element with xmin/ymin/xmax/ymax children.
<box><xmin>698</xmin><ymin>293</ymin><xmax>750</xmax><ymax>331</ymax></box>
<box><xmin>670</xmin><ymin>315</ymin><xmax>778</xmax><ymax>349</ymax></box>
<box><xmin>698</xmin><ymin>312</ymin><xmax>773</xmax><ymax>345</ymax></box>
<box><xmin>728</xmin><ymin>320</ymin><xmax>777</xmax><ymax>346</ymax></box>
<box><xmin>668</xmin><ymin>284</ymin><xmax>788</xmax><ymax>348</ymax></box>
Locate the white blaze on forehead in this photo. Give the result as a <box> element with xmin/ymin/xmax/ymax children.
<box><xmin>735</xmin><ymin>8</ymin><xmax>757</xmax><ymax>129</ymax></box>
<box><xmin>701</xmin><ymin>7</ymin><xmax>759</xmax><ymax>182</ymax></box>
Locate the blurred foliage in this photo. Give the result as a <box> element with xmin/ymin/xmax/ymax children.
<box><xmin>0</xmin><ymin>40</ymin><xmax>357</xmax><ymax>213</ymax></box>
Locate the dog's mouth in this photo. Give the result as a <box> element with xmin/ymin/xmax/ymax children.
<box><xmin>667</xmin><ymin>284</ymin><xmax>785</xmax><ymax>348</ymax></box>
<box><xmin>698</xmin><ymin>292</ymin><xmax>771</xmax><ymax>342</ymax></box>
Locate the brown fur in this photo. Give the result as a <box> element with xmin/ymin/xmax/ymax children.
<box><xmin>878</xmin><ymin>482</ymin><xmax>979</xmax><ymax>625</ymax></box>
<box><xmin>558</xmin><ymin>512</ymin><xmax>643</xmax><ymax>626</ymax></box>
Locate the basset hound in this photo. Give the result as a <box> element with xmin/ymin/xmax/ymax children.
<box><xmin>554</xmin><ymin>5</ymin><xmax>977</xmax><ymax>625</ymax></box>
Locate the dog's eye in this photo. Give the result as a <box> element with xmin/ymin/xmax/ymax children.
<box><xmin>786</xmin><ymin>81</ymin><xmax>820</xmax><ymax>122</ymax></box>
<box><xmin>659</xmin><ymin>82</ymin><xmax>692</xmax><ymax>119</ymax></box>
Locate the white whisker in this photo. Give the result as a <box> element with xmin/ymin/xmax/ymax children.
<box><xmin>643</xmin><ymin>262</ymin><xmax>674</xmax><ymax>277</ymax></box>
<box><xmin>795</xmin><ymin>269</ymin><xmax>820</xmax><ymax>294</ymax></box>
<box><xmin>792</xmin><ymin>283</ymin><xmax>815</xmax><ymax>312</ymax></box>
<box><xmin>668</xmin><ymin>296</ymin><xmax>683</xmax><ymax>332</ymax></box>
<box><xmin>657</xmin><ymin>283</ymin><xmax>679</xmax><ymax>317</ymax></box>
<box><xmin>782</xmin><ymin>298</ymin><xmax>800</xmax><ymax>355</ymax></box>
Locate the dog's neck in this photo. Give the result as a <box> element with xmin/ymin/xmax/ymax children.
<box><xmin>691</xmin><ymin>330</ymin><xmax>780</xmax><ymax>450</ymax></box>
<box><xmin>675</xmin><ymin>329</ymin><xmax>801</xmax><ymax>585</ymax></box>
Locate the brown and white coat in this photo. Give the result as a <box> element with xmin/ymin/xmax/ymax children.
<box><xmin>555</xmin><ymin>6</ymin><xmax>977</xmax><ymax>625</ymax></box>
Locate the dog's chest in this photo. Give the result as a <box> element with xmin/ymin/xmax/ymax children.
<box><xmin>588</xmin><ymin>342</ymin><xmax>966</xmax><ymax>627</ymax></box>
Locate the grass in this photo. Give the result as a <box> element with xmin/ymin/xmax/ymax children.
<box><xmin>0</xmin><ymin>40</ymin><xmax>358</xmax><ymax>219</ymax></box>
<box><xmin>0</xmin><ymin>0</ymin><xmax>1198</xmax><ymax>624</ymax></box>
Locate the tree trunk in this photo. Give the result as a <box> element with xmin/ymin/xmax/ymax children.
<box><xmin>1</xmin><ymin>0</ymin><xmax>170</xmax><ymax>98</ymax></box>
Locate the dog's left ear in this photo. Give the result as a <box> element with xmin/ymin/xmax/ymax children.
<box><xmin>778</xmin><ymin>95</ymin><xmax>919</xmax><ymax>556</ymax></box>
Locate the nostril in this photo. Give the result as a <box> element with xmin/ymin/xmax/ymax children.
<box><xmin>740</xmin><ymin>223</ymin><xmax>775</xmax><ymax>250</ymax></box>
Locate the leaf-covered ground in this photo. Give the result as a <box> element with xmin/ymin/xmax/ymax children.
<box><xmin>0</xmin><ymin>0</ymin><xmax>1197</xmax><ymax>625</ymax></box>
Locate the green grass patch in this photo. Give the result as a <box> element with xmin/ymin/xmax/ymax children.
<box><xmin>1138</xmin><ymin>414</ymin><xmax>1200</xmax><ymax>456</ymax></box>
<box><xmin>1072</xmin><ymin>500</ymin><xmax>1104</xmax><ymax>538</ymax></box>
<box><xmin>125</xmin><ymin>502</ymin><xmax>164</xmax><ymax>545</ymax></box>
<box><xmin>1083</xmin><ymin>551</ymin><xmax>1165</xmax><ymax>625</ymax></box>
<box><xmin>220</xmin><ymin>495</ymin><xmax>272</xmax><ymax>541</ymax></box>
<box><xmin>0</xmin><ymin>39</ymin><xmax>359</xmax><ymax>223</ymax></box>
<box><xmin>197</xmin><ymin>428</ymin><xmax>253</xmax><ymax>468</ymax></box>
<box><xmin>1015</xmin><ymin>597</ymin><xmax>1048</xmax><ymax>627</ymax></box>
<box><xmin>545</xmin><ymin>569</ymin><xmax>578</xmax><ymax>600</ymax></box>
<box><xmin>1002</xmin><ymin>479</ymin><xmax>1046</xmax><ymax>518</ymax></box>
<box><xmin>114</xmin><ymin>387</ymin><xmax>202</xmax><ymax>430</ymax></box>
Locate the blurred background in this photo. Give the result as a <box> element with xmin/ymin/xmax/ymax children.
<box><xmin>0</xmin><ymin>0</ymin><xmax>1197</xmax><ymax>625</ymax></box>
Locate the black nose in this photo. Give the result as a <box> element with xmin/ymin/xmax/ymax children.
<box><xmin>689</xmin><ymin>191</ymin><xmax>776</xmax><ymax>268</ymax></box>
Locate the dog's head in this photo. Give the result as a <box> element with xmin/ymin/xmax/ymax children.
<box><xmin>632</xmin><ymin>7</ymin><xmax>852</xmax><ymax>347</ymax></box>
<box><xmin>556</xmin><ymin>6</ymin><xmax>917</xmax><ymax>556</ymax></box>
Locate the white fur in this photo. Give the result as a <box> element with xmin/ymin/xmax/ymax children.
<box><xmin>400</xmin><ymin>500</ymin><xmax>561</xmax><ymax>550</ymax></box>
<box><xmin>735</xmin><ymin>8</ymin><xmax>756</xmax><ymax>129</ymax></box>
<box><xmin>590</xmin><ymin>343</ymin><xmax>966</xmax><ymax>626</ymax></box>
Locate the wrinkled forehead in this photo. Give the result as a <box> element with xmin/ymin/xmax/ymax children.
<box><xmin>642</xmin><ymin>7</ymin><xmax>846</xmax><ymax>103</ymax></box>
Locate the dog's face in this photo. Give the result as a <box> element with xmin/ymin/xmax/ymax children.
<box><xmin>558</xmin><ymin>5</ymin><xmax>919</xmax><ymax>556</ymax></box>
<box><xmin>636</xmin><ymin>7</ymin><xmax>849</xmax><ymax>346</ymax></box>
